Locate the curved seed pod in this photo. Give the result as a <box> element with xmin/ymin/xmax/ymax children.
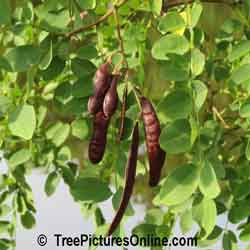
<box><xmin>103</xmin><ymin>75</ymin><xmax>119</xmax><ymax>117</ymax></box>
<box><xmin>88</xmin><ymin>95</ymin><xmax>102</xmax><ymax>114</ymax></box>
<box><xmin>88</xmin><ymin>112</ymin><xmax>110</xmax><ymax>164</ymax></box>
<box><xmin>107</xmin><ymin>122</ymin><xmax>139</xmax><ymax>236</ymax></box>
<box><xmin>140</xmin><ymin>96</ymin><xmax>166</xmax><ymax>187</ymax></box>
<box><xmin>93</xmin><ymin>63</ymin><xmax>111</xmax><ymax>97</ymax></box>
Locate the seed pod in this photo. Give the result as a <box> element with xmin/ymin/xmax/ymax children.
<box><xmin>103</xmin><ymin>75</ymin><xmax>119</xmax><ymax>117</ymax></box>
<box><xmin>107</xmin><ymin>122</ymin><xmax>139</xmax><ymax>236</ymax></box>
<box><xmin>140</xmin><ymin>97</ymin><xmax>166</xmax><ymax>187</ymax></box>
<box><xmin>93</xmin><ymin>63</ymin><xmax>111</xmax><ymax>97</ymax></box>
<box><xmin>88</xmin><ymin>95</ymin><xmax>103</xmax><ymax>114</ymax></box>
<box><xmin>88</xmin><ymin>112</ymin><xmax>110</xmax><ymax>164</ymax></box>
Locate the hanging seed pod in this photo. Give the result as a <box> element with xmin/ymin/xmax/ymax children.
<box><xmin>88</xmin><ymin>63</ymin><xmax>111</xmax><ymax>115</ymax></box>
<box><xmin>140</xmin><ymin>96</ymin><xmax>166</xmax><ymax>187</ymax></box>
<box><xmin>88</xmin><ymin>95</ymin><xmax>102</xmax><ymax>114</ymax></box>
<box><xmin>88</xmin><ymin>112</ymin><xmax>110</xmax><ymax>164</ymax></box>
<box><xmin>103</xmin><ymin>75</ymin><xmax>119</xmax><ymax>117</ymax></box>
<box><xmin>93</xmin><ymin>63</ymin><xmax>111</xmax><ymax>97</ymax></box>
<box><xmin>107</xmin><ymin>122</ymin><xmax>139</xmax><ymax>236</ymax></box>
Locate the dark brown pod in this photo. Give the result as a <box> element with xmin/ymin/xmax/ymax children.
<box><xmin>107</xmin><ymin>122</ymin><xmax>139</xmax><ymax>236</ymax></box>
<box><xmin>93</xmin><ymin>63</ymin><xmax>111</xmax><ymax>97</ymax></box>
<box><xmin>88</xmin><ymin>112</ymin><xmax>110</xmax><ymax>164</ymax></box>
<box><xmin>140</xmin><ymin>96</ymin><xmax>166</xmax><ymax>187</ymax></box>
<box><xmin>88</xmin><ymin>95</ymin><xmax>102</xmax><ymax>114</ymax></box>
<box><xmin>103</xmin><ymin>75</ymin><xmax>119</xmax><ymax>117</ymax></box>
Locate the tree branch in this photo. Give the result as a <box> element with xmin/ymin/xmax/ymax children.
<box><xmin>66</xmin><ymin>0</ymin><xmax>128</xmax><ymax>38</ymax></box>
<box><xmin>66</xmin><ymin>0</ymin><xmax>242</xmax><ymax>38</ymax></box>
<box><xmin>163</xmin><ymin>0</ymin><xmax>242</xmax><ymax>11</ymax></box>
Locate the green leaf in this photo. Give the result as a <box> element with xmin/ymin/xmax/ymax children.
<box><xmin>8</xmin><ymin>105</ymin><xmax>36</xmax><ymax>140</ymax></box>
<box><xmin>46</xmin><ymin>122</ymin><xmax>70</xmax><ymax>147</ymax></box>
<box><xmin>229</xmin><ymin>199</ymin><xmax>250</xmax><ymax>224</ymax></box>
<box><xmin>199</xmin><ymin>161</ymin><xmax>221</xmax><ymax>199</ymax></box>
<box><xmin>228</xmin><ymin>40</ymin><xmax>250</xmax><ymax>62</ymax></box>
<box><xmin>54</xmin><ymin>82</ymin><xmax>73</xmax><ymax>105</ymax></box>
<box><xmin>193</xmin><ymin>198</ymin><xmax>217</xmax><ymax>239</ymax></box>
<box><xmin>37</xmin><ymin>105</ymin><xmax>47</xmax><ymax>128</ymax></box>
<box><xmin>21</xmin><ymin>211</ymin><xmax>36</xmax><ymax>229</ymax></box>
<box><xmin>160</xmin><ymin>119</ymin><xmax>191</xmax><ymax>154</ymax></box>
<box><xmin>35</xmin><ymin>4</ymin><xmax>70</xmax><ymax>31</ymax></box>
<box><xmin>0</xmin><ymin>205</ymin><xmax>11</xmax><ymax>217</ymax></box>
<box><xmin>233</xmin><ymin>180</ymin><xmax>250</xmax><ymax>200</ymax></box>
<box><xmin>71</xmin><ymin>58</ymin><xmax>96</xmax><ymax>78</ymax></box>
<box><xmin>149</xmin><ymin>0</ymin><xmax>162</xmax><ymax>16</ymax></box>
<box><xmin>240</xmin><ymin>101</ymin><xmax>250</xmax><ymax>118</ymax></box>
<box><xmin>39</xmin><ymin>39</ymin><xmax>53</xmax><ymax>70</ymax></box>
<box><xmin>191</xmin><ymin>48</ymin><xmax>205</xmax><ymax>76</ymax></box>
<box><xmin>180</xmin><ymin>210</ymin><xmax>193</xmax><ymax>234</ymax></box>
<box><xmin>41</xmin><ymin>56</ymin><xmax>65</xmax><ymax>81</ymax></box>
<box><xmin>191</xmin><ymin>3</ymin><xmax>203</xmax><ymax>28</ymax></box>
<box><xmin>152</xmin><ymin>34</ymin><xmax>189</xmax><ymax>60</ymax></box>
<box><xmin>192</xmin><ymin>80</ymin><xmax>208</xmax><ymax>110</ymax></box>
<box><xmin>231</xmin><ymin>64</ymin><xmax>250</xmax><ymax>85</ymax></box>
<box><xmin>157</xmin><ymin>90</ymin><xmax>192</xmax><ymax>122</ymax></box>
<box><xmin>70</xmin><ymin>177</ymin><xmax>112</xmax><ymax>203</ymax></box>
<box><xmin>240</xmin><ymin>224</ymin><xmax>250</xmax><ymax>242</ymax></box>
<box><xmin>0</xmin><ymin>0</ymin><xmax>11</xmax><ymax>25</ymax></box>
<box><xmin>57</xmin><ymin>146</ymin><xmax>71</xmax><ymax>164</ymax></box>
<box><xmin>160</xmin><ymin>61</ymin><xmax>189</xmax><ymax>82</ymax></box>
<box><xmin>223</xmin><ymin>231</ymin><xmax>237</xmax><ymax>250</ymax></box>
<box><xmin>52</xmin><ymin>124</ymin><xmax>70</xmax><ymax>147</ymax></box>
<box><xmin>246</xmin><ymin>139</ymin><xmax>250</xmax><ymax>161</ymax></box>
<box><xmin>8</xmin><ymin>149</ymin><xmax>31</xmax><ymax>169</ymax></box>
<box><xmin>0</xmin><ymin>96</ymin><xmax>12</xmax><ymax>115</ymax></box>
<box><xmin>77</xmin><ymin>45</ymin><xmax>98</xmax><ymax>60</ymax></box>
<box><xmin>145</xmin><ymin>208</ymin><xmax>164</xmax><ymax>226</ymax></box>
<box><xmin>78</xmin><ymin>0</ymin><xmax>96</xmax><ymax>9</ymax></box>
<box><xmin>45</xmin><ymin>171</ymin><xmax>61</xmax><ymax>197</ymax></box>
<box><xmin>71</xmin><ymin>119</ymin><xmax>89</xmax><ymax>140</ymax></box>
<box><xmin>6</xmin><ymin>45</ymin><xmax>41</xmax><ymax>72</ymax></box>
<box><xmin>0</xmin><ymin>221</ymin><xmax>11</xmax><ymax>233</ymax></box>
<box><xmin>154</xmin><ymin>164</ymin><xmax>199</xmax><ymax>206</ymax></box>
<box><xmin>132</xmin><ymin>224</ymin><xmax>157</xmax><ymax>237</ymax></box>
<box><xmin>158</xmin><ymin>11</ymin><xmax>185</xmax><ymax>34</ymax></box>
<box><xmin>112</xmin><ymin>188</ymin><xmax>134</xmax><ymax>217</ymax></box>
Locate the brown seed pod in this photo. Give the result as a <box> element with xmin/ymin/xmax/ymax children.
<box><xmin>88</xmin><ymin>112</ymin><xmax>110</xmax><ymax>164</ymax></box>
<box><xmin>93</xmin><ymin>63</ymin><xmax>111</xmax><ymax>97</ymax></box>
<box><xmin>140</xmin><ymin>96</ymin><xmax>166</xmax><ymax>187</ymax></box>
<box><xmin>107</xmin><ymin>122</ymin><xmax>139</xmax><ymax>236</ymax></box>
<box><xmin>88</xmin><ymin>95</ymin><xmax>102</xmax><ymax>114</ymax></box>
<box><xmin>88</xmin><ymin>63</ymin><xmax>112</xmax><ymax>115</ymax></box>
<box><xmin>103</xmin><ymin>75</ymin><xmax>119</xmax><ymax>117</ymax></box>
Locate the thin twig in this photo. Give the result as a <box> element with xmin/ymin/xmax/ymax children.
<box><xmin>113</xmin><ymin>5</ymin><xmax>128</xmax><ymax>69</ymax></box>
<box><xmin>212</xmin><ymin>106</ymin><xmax>230</xmax><ymax>129</ymax></box>
<box><xmin>117</xmin><ymin>83</ymin><xmax>128</xmax><ymax>143</ymax></box>
<box><xmin>66</xmin><ymin>0</ymin><xmax>128</xmax><ymax>38</ymax></box>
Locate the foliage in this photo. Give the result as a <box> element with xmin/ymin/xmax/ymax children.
<box><xmin>0</xmin><ymin>0</ymin><xmax>250</xmax><ymax>249</ymax></box>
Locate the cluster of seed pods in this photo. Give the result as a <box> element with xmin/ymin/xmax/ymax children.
<box><xmin>87</xmin><ymin>63</ymin><xmax>166</xmax><ymax>235</ymax></box>
<box><xmin>88</xmin><ymin>63</ymin><xmax>119</xmax><ymax>164</ymax></box>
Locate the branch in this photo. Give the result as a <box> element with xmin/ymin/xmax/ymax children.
<box><xmin>66</xmin><ymin>0</ymin><xmax>128</xmax><ymax>38</ymax></box>
<box><xmin>163</xmin><ymin>0</ymin><xmax>242</xmax><ymax>11</ymax></box>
